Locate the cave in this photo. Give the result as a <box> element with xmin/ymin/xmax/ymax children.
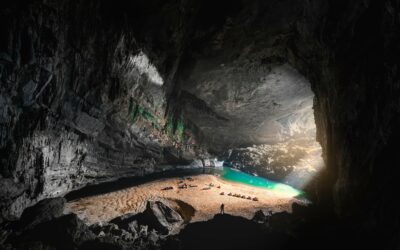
<box><xmin>1</xmin><ymin>0</ymin><xmax>400</xmax><ymax>249</ymax></box>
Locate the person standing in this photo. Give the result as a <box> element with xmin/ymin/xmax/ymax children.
<box><xmin>220</xmin><ymin>203</ymin><xmax>225</xmax><ymax>214</ymax></box>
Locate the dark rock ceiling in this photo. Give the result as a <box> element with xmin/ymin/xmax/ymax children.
<box><xmin>174</xmin><ymin>0</ymin><xmax>311</xmax><ymax>151</ymax></box>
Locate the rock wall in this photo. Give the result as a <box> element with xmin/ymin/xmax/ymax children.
<box><xmin>224</xmin><ymin>138</ymin><xmax>323</xmax><ymax>189</ymax></box>
<box><xmin>291</xmin><ymin>0</ymin><xmax>400</xmax><ymax>246</ymax></box>
<box><xmin>0</xmin><ymin>0</ymin><xmax>204</xmax><ymax>220</ymax></box>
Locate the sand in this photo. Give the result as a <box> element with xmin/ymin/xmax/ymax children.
<box><xmin>65</xmin><ymin>174</ymin><xmax>301</xmax><ymax>225</ymax></box>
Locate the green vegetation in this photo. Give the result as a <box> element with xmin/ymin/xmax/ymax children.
<box><xmin>164</xmin><ymin>115</ymin><xmax>175</xmax><ymax>135</ymax></box>
<box><xmin>128</xmin><ymin>98</ymin><xmax>156</xmax><ymax>123</ymax></box>
<box><xmin>164</xmin><ymin>113</ymin><xmax>187</xmax><ymax>142</ymax></box>
<box><xmin>127</xmin><ymin>100</ymin><xmax>191</xmax><ymax>145</ymax></box>
<box><xmin>175</xmin><ymin>118</ymin><xmax>185</xmax><ymax>142</ymax></box>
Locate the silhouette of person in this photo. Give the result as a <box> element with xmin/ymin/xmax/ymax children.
<box><xmin>220</xmin><ymin>203</ymin><xmax>225</xmax><ymax>214</ymax></box>
<box><xmin>266</xmin><ymin>210</ymin><xmax>272</xmax><ymax>226</ymax></box>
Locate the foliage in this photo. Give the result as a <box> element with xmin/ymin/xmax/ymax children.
<box><xmin>127</xmin><ymin>102</ymin><xmax>191</xmax><ymax>145</ymax></box>
<box><xmin>128</xmin><ymin>98</ymin><xmax>155</xmax><ymax>123</ymax></box>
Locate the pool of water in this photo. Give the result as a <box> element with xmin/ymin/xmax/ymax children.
<box><xmin>220</xmin><ymin>167</ymin><xmax>303</xmax><ymax>197</ymax></box>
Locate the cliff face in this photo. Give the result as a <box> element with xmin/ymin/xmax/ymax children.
<box><xmin>293</xmin><ymin>1</ymin><xmax>400</xmax><ymax>245</ymax></box>
<box><xmin>0</xmin><ymin>0</ymin><xmax>203</xmax><ymax>220</ymax></box>
<box><xmin>1</xmin><ymin>0</ymin><xmax>400</xmax><ymax>246</ymax></box>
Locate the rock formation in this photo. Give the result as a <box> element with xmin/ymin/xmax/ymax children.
<box><xmin>111</xmin><ymin>200</ymin><xmax>184</xmax><ymax>236</ymax></box>
<box><xmin>1</xmin><ymin>198</ymin><xmax>168</xmax><ymax>250</ymax></box>
<box><xmin>223</xmin><ymin>138</ymin><xmax>323</xmax><ymax>188</ymax></box>
<box><xmin>0</xmin><ymin>0</ymin><xmax>204</xmax><ymax>220</ymax></box>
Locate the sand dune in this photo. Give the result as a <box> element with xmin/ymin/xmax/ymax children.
<box><xmin>65</xmin><ymin>174</ymin><xmax>301</xmax><ymax>224</ymax></box>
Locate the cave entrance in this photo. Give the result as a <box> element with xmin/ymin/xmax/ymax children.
<box><xmin>206</xmin><ymin>64</ymin><xmax>325</xmax><ymax>191</ymax></box>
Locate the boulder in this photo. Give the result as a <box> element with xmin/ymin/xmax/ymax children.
<box><xmin>127</xmin><ymin>221</ymin><xmax>139</xmax><ymax>235</ymax></box>
<box><xmin>138</xmin><ymin>225</ymin><xmax>148</xmax><ymax>237</ymax></box>
<box><xmin>291</xmin><ymin>202</ymin><xmax>310</xmax><ymax>216</ymax></box>
<box><xmin>0</xmin><ymin>178</ymin><xmax>26</xmax><ymax>200</ymax></box>
<box><xmin>147</xmin><ymin>229</ymin><xmax>160</xmax><ymax>245</ymax></box>
<box><xmin>252</xmin><ymin>210</ymin><xmax>267</xmax><ymax>224</ymax></box>
<box><xmin>109</xmin><ymin>213</ymin><xmax>137</xmax><ymax>232</ymax></box>
<box><xmin>89</xmin><ymin>223</ymin><xmax>103</xmax><ymax>236</ymax></box>
<box><xmin>109</xmin><ymin>200</ymin><xmax>184</xmax><ymax>236</ymax></box>
<box><xmin>18</xmin><ymin>198</ymin><xmax>66</xmax><ymax>230</ymax></box>
<box><xmin>102</xmin><ymin>223</ymin><xmax>120</xmax><ymax>235</ymax></box>
<box><xmin>120</xmin><ymin>229</ymin><xmax>135</xmax><ymax>242</ymax></box>
<box><xmin>136</xmin><ymin>201</ymin><xmax>184</xmax><ymax>235</ymax></box>
<box><xmin>8</xmin><ymin>213</ymin><xmax>95</xmax><ymax>249</ymax></box>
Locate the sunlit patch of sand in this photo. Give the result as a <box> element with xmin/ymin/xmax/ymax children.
<box><xmin>65</xmin><ymin>174</ymin><xmax>303</xmax><ymax>225</ymax></box>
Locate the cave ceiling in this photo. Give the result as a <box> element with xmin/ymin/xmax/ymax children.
<box><xmin>174</xmin><ymin>0</ymin><xmax>314</xmax><ymax>151</ymax></box>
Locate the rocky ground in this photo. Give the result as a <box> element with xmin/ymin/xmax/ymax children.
<box><xmin>0</xmin><ymin>198</ymin><xmax>171</xmax><ymax>250</ymax></box>
<box><xmin>0</xmin><ymin>196</ymin><xmax>376</xmax><ymax>250</ymax></box>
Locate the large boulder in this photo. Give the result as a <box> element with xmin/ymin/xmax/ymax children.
<box><xmin>0</xmin><ymin>178</ymin><xmax>26</xmax><ymax>202</ymax></box>
<box><xmin>7</xmin><ymin>213</ymin><xmax>95</xmax><ymax>250</ymax></box>
<box><xmin>252</xmin><ymin>210</ymin><xmax>267</xmax><ymax>224</ymax></box>
<box><xmin>111</xmin><ymin>200</ymin><xmax>184</xmax><ymax>235</ymax></box>
<box><xmin>137</xmin><ymin>201</ymin><xmax>184</xmax><ymax>235</ymax></box>
<box><xmin>17</xmin><ymin>198</ymin><xmax>66</xmax><ymax>230</ymax></box>
<box><xmin>0</xmin><ymin>178</ymin><xmax>27</xmax><ymax>221</ymax></box>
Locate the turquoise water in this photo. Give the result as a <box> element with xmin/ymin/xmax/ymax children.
<box><xmin>220</xmin><ymin>167</ymin><xmax>303</xmax><ymax>197</ymax></box>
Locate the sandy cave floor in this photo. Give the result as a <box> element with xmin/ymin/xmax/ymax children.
<box><xmin>65</xmin><ymin>174</ymin><xmax>302</xmax><ymax>225</ymax></box>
